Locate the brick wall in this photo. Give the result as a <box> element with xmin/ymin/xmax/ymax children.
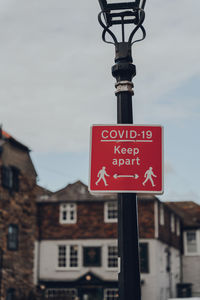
<box><xmin>138</xmin><ymin>199</ymin><xmax>155</xmax><ymax>239</ymax></box>
<box><xmin>37</xmin><ymin>197</ymin><xmax>182</xmax><ymax>253</ymax></box>
<box><xmin>158</xmin><ymin>203</ymin><xmax>181</xmax><ymax>250</ymax></box>
<box><xmin>38</xmin><ymin>201</ymin><xmax>118</xmax><ymax>240</ymax></box>
<box><xmin>38</xmin><ymin>199</ymin><xmax>157</xmax><ymax>240</ymax></box>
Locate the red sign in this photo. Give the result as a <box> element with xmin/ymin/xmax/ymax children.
<box><xmin>89</xmin><ymin>125</ymin><xmax>163</xmax><ymax>194</ymax></box>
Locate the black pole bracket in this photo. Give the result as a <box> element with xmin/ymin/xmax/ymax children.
<box><xmin>112</xmin><ymin>42</ymin><xmax>136</xmax><ymax>95</ymax></box>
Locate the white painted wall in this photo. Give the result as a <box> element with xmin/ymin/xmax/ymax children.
<box><xmin>183</xmin><ymin>229</ymin><xmax>200</xmax><ymax>297</ymax></box>
<box><xmin>39</xmin><ymin>239</ymin><xmax>118</xmax><ymax>281</ymax></box>
<box><xmin>140</xmin><ymin>239</ymin><xmax>181</xmax><ymax>300</ymax></box>
<box><xmin>38</xmin><ymin>238</ymin><xmax>181</xmax><ymax>300</ymax></box>
<box><xmin>182</xmin><ymin>256</ymin><xmax>200</xmax><ymax>297</ymax></box>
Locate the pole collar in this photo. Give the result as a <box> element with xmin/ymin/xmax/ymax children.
<box><xmin>115</xmin><ymin>81</ymin><xmax>134</xmax><ymax>95</ymax></box>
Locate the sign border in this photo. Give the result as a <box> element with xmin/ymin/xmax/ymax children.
<box><xmin>89</xmin><ymin>124</ymin><xmax>164</xmax><ymax>195</ymax></box>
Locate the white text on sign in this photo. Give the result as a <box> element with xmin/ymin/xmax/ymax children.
<box><xmin>113</xmin><ymin>146</ymin><xmax>140</xmax><ymax>167</ymax></box>
<box><xmin>101</xmin><ymin>129</ymin><xmax>153</xmax><ymax>140</ymax></box>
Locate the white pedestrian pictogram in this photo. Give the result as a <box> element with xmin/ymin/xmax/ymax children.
<box><xmin>95</xmin><ymin>166</ymin><xmax>110</xmax><ymax>186</ymax></box>
<box><xmin>142</xmin><ymin>167</ymin><xmax>157</xmax><ymax>187</ymax></box>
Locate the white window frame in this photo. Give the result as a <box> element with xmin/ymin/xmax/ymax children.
<box><xmin>176</xmin><ymin>219</ymin><xmax>180</xmax><ymax>236</ymax></box>
<box><xmin>170</xmin><ymin>214</ymin><xmax>175</xmax><ymax>233</ymax></box>
<box><xmin>106</xmin><ymin>245</ymin><xmax>118</xmax><ymax>270</ymax></box>
<box><xmin>59</xmin><ymin>203</ymin><xmax>77</xmax><ymax>224</ymax></box>
<box><xmin>104</xmin><ymin>202</ymin><xmax>118</xmax><ymax>223</ymax></box>
<box><xmin>184</xmin><ymin>230</ymin><xmax>199</xmax><ymax>256</ymax></box>
<box><xmin>104</xmin><ymin>288</ymin><xmax>119</xmax><ymax>300</ymax></box>
<box><xmin>57</xmin><ymin>244</ymin><xmax>80</xmax><ymax>270</ymax></box>
<box><xmin>46</xmin><ymin>288</ymin><xmax>77</xmax><ymax>299</ymax></box>
<box><xmin>160</xmin><ymin>204</ymin><xmax>165</xmax><ymax>225</ymax></box>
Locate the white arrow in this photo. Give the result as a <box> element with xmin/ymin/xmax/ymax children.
<box><xmin>113</xmin><ymin>174</ymin><xmax>139</xmax><ymax>179</ymax></box>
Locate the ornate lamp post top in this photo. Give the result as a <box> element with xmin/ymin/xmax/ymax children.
<box><xmin>98</xmin><ymin>0</ymin><xmax>147</xmax><ymax>46</ymax></box>
<box><xmin>98</xmin><ymin>0</ymin><xmax>146</xmax><ymax>12</ymax></box>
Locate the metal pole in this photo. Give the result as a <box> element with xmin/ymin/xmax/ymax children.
<box><xmin>112</xmin><ymin>42</ymin><xmax>141</xmax><ymax>300</ymax></box>
<box><xmin>0</xmin><ymin>249</ymin><xmax>3</xmax><ymax>300</ymax></box>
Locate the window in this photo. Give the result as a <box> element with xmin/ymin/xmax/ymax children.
<box><xmin>186</xmin><ymin>231</ymin><xmax>197</xmax><ymax>254</ymax></box>
<box><xmin>58</xmin><ymin>245</ymin><xmax>66</xmax><ymax>267</ymax></box>
<box><xmin>107</xmin><ymin>246</ymin><xmax>118</xmax><ymax>269</ymax></box>
<box><xmin>160</xmin><ymin>204</ymin><xmax>165</xmax><ymax>225</ymax></box>
<box><xmin>104</xmin><ymin>289</ymin><xmax>118</xmax><ymax>300</ymax></box>
<box><xmin>0</xmin><ymin>248</ymin><xmax>3</xmax><ymax>269</ymax></box>
<box><xmin>46</xmin><ymin>288</ymin><xmax>77</xmax><ymax>299</ymax></box>
<box><xmin>59</xmin><ymin>203</ymin><xmax>77</xmax><ymax>224</ymax></box>
<box><xmin>6</xmin><ymin>289</ymin><xmax>15</xmax><ymax>300</ymax></box>
<box><xmin>139</xmin><ymin>243</ymin><xmax>149</xmax><ymax>273</ymax></box>
<box><xmin>58</xmin><ymin>245</ymin><xmax>79</xmax><ymax>269</ymax></box>
<box><xmin>1</xmin><ymin>166</ymin><xmax>19</xmax><ymax>191</ymax></box>
<box><xmin>170</xmin><ymin>214</ymin><xmax>175</xmax><ymax>233</ymax></box>
<box><xmin>83</xmin><ymin>247</ymin><xmax>101</xmax><ymax>267</ymax></box>
<box><xmin>176</xmin><ymin>219</ymin><xmax>180</xmax><ymax>236</ymax></box>
<box><xmin>70</xmin><ymin>245</ymin><xmax>79</xmax><ymax>268</ymax></box>
<box><xmin>7</xmin><ymin>224</ymin><xmax>18</xmax><ymax>251</ymax></box>
<box><xmin>105</xmin><ymin>202</ymin><xmax>118</xmax><ymax>223</ymax></box>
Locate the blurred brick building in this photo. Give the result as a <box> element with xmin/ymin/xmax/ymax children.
<box><xmin>166</xmin><ymin>201</ymin><xmax>200</xmax><ymax>298</ymax></box>
<box><xmin>0</xmin><ymin>128</ymin><xmax>38</xmax><ymax>299</ymax></box>
<box><xmin>36</xmin><ymin>181</ymin><xmax>183</xmax><ymax>300</ymax></box>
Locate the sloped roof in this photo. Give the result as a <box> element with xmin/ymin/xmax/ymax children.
<box><xmin>0</xmin><ymin>128</ymin><xmax>37</xmax><ymax>178</ymax></box>
<box><xmin>37</xmin><ymin>180</ymin><xmax>160</xmax><ymax>203</ymax></box>
<box><xmin>37</xmin><ymin>180</ymin><xmax>118</xmax><ymax>203</ymax></box>
<box><xmin>1</xmin><ymin>129</ymin><xmax>30</xmax><ymax>152</ymax></box>
<box><xmin>35</xmin><ymin>185</ymin><xmax>53</xmax><ymax>196</ymax></box>
<box><xmin>138</xmin><ymin>193</ymin><xmax>157</xmax><ymax>201</ymax></box>
<box><xmin>165</xmin><ymin>201</ymin><xmax>200</xmax><ymax>228</ymax></box>
<box><xmin>2</xmin><ymin>130</ymin><xmax>11</xmax><ymax>138</ymax></box>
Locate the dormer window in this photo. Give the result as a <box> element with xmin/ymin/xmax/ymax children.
<box><xmin>59</xmin><ymin>203</ymin><xmax>77</xmax><ymax>224</ymax></box>
<box><xmin>79</xmin><ymin>185</ymin><xmax>86</xmax><ymax>194</ymax></box>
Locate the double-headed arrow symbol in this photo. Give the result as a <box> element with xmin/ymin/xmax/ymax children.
<box><xmin>113</xmin><ymin>174</ymin><xmax>139</xmax><ymax>179</ymax></box>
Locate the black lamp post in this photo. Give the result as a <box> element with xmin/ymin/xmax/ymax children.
<box><xmin>97</xmin><ymin>1</ymin><xmax>147</xmax><ymax>300</ymax></box>
<box><xmin>0</xmin><ymin>248</ymin><xmax>3</xmax><ymax>299</ymax></box>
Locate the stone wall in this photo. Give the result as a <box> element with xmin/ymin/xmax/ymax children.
<box><xmin>0</xmin><ymin>138</ymin><xmax>37</xmax><ymax>299</ymax></box>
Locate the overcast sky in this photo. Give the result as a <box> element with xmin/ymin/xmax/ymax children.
<box><xmin>0</xmin><ymin>0</ymin><xmax>200</xmax><ymax>202</ymax></box>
